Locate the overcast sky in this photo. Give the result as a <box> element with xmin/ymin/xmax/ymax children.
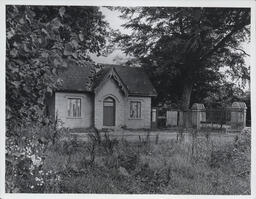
<box><xmin>90</xmin><ymin>7</ymin><xmax>130</xmax><ymax>64</ymax></box>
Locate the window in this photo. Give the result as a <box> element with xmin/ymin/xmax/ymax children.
<box><xmin>103</xmin><ymin>97</ymin><xmax>115</xmax><ymax>107</ymax></box>
<box><xmin>67</xmin><ymin>98</ymin><xmax>81</xmax><ymax>117</ymax></box>
<box><xmin>130</xmin><ymin>101</ymin><xmax>141</xmax><ymax>119</ymax></box>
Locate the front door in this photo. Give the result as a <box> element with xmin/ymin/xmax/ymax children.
<box><xmin>103</xmin><ymin>97</ymin><xmax>115</xmax><ymax>126</ymax></box>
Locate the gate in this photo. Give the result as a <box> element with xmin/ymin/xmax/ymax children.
<box><xmin>152</xmin><ymin>107</ymin><xmax>180</xmax><ymax>129</ymax></box>
<box><xmin>200</xmin><ymin>108</ymin><xmax>232</xmax><ymax>132</ymax></box>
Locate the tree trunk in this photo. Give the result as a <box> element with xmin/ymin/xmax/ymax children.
<box><xmin>181</xmin><ymin>80</ymin><xmax>193</xmax><ymax>111</ymax></box>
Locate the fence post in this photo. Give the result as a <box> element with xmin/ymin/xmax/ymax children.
<box><xmin>151</xmin><ymin>108</ymin><xmax>157</xmax><ymax>129</ymax></box>
<box><xmin>178</xmin><ymin>111</ymin><xmax>184</xmax><ymax>127</ymax></box>
<box><xmin>231</xmin><ymin>102</ymin><xmax>247</xmax><ymax>131</ymax></box>
<box><xmin>191</xmin><ymin>103</ymin><xmax>206</xmax><ymax>129</ymax></box>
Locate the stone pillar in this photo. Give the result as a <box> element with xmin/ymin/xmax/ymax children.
<box><xmin>191</xmin><ymin>103</ymin><xmax>206</xmax><ymax>129</ymax></box>
<box><xmin>231</xmin><ymin>102</ymin><xmax>247</xmax><ymax>130</ymax></box>
<box><xmin>178</xmin><ymin>111</ymin><xmax>184</xmax><ymax>127</ymax></box>
<box><xmin>151</xmin><ymin>108</ymin><xmax>157</xmax><ymax>129</ymax></box>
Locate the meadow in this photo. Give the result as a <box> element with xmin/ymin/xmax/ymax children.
<box><xmin>6</xmin><ymin>126</ymin><xmax>251</xmax><ymax>194</ymax></box>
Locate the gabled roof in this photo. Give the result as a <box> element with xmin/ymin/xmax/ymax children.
<box><xmin>57</xmin><ymin>62</ymin><xmax>157</xmax><ymax>97</ymax></box>
<box><xmin>57</xmin><ymin>60</ymin><xmax>94</xmax><ymax>92</ymax></box>
<box><xmin>94</xmin><ymin>65</ymin><xmax>157</xmax><ymax>97</ymax></box>
<box><xmin>93</xmin><ymin>67</ymin><xmax>111</xmax><ymax>90</ymax></box>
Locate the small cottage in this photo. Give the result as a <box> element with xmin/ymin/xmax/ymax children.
<box><xmin>47</xmin><ymin>62</ymin><xmax>157</xmax><ymax>130</ymax></box>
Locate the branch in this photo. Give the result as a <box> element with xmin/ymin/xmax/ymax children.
<box><xmin>199</xmin><ymin>28</ymin><xmax>237</xmax><ymax>61</ymax></box>
<box><xmin>200</xmin><ymin>13</ymin><xmax>250</xmax><ymax>61</ymax></box>
<box><xmin>230</xmin><ymin>46</ymin><xmax>250</xmax><ymax>56</ymax></box>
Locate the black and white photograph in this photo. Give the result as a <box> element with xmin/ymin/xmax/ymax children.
<box><xmin>2</xmin><ymin>0</ymin><xmax>255</xmax><ymax>197</ymax></box>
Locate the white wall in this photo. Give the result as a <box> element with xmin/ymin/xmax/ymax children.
<box><xmin>125</xmin><ymin>96</ymin><xmax>151</xmax><ymax>129</ymax></box>
<box><xmin>55</xmin><ymin>92</ymin><xmax>94</xmax><ymax>128</ymax></box>
<box><xmin>94</xmin><ymin>78</ymin><xmax>126</xmax><ymax>129</ymax></box>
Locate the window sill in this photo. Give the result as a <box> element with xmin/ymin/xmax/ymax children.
<box><xmin>128</xmin><ymin>118</ymin><xmax>143</xmax><ymax>120</ymax></box>
<box><xmin>66</xmin><ymin>117</ymin><xmax>82</xmax><ymax>119</ymax></box>
<box><xmin>102</xmin><ymin>125</ymin><xmax>116</xmax><ymax>128</ymax></box>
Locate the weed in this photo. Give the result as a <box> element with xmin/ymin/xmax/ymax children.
<box><xmin>7</xmin><ymin>125</ymin><xmax>251</xmax><ymax>194</ymax></box>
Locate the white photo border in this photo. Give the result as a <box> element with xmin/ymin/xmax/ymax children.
<box><xmin>0</xmin><ymin>0</ymin><xmax>255</xmax><ymax>199</ymax></box>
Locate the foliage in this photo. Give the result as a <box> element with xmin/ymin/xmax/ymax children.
<box><xmin>232</xmin><ymin>127</ymin><xmax>251</xmax><ymax>175</ymax></box>
<box><xmin>5</xmin><ymin>6</ymin><xmax>112</xmax><ymax>193</ymax></box>
<box><xmin>5</xmin><ymin>121</ymin><xmax>69</xmax><ymax>193</ymax></box>
<box><xmin>113</xmin><ymin>7</ymin><xmax>250</xmax><ymax>109</ymax></box>
<box><xmin>6</xmin><ymin>127</ymin><xmax>249</xmax><ymax>194</ymax></box>
<box><xmin>203</xmin><ymin>81</ymin><xmax>247</xmax><ymax>108</ymax></box>
<box><xmin>6</xmin><ymin>5</ymin><xmax>110</xmax><ymax>129</ymax></box>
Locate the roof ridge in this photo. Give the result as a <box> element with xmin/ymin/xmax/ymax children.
<box><xmin>57</xmin><ymin>62</ymin><xmax>157</xmax><ymax>96</ymax></box>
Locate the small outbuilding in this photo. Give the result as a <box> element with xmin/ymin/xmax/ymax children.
<box><xmin>47</xmin><ymin>62</ymin><xmax>157</xmax><ymax>129</ymax></box>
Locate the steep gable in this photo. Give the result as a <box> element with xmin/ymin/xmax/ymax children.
<box><xmin>94</xmin><ymin>67</ymin><xmax>128</xmax><ymax>95</ymax></box>
<box><xmin>94</xmin><ymin>65</ymin><xmax>157</xmax><ymax>97</ymax></box>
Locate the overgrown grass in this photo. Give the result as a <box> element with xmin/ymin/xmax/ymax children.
<box><xmin>6</xmin><ymin>123</ymin><xmax>250</xmax><ymax>194</ymax></box>
<box><xmin>41</xmin><ymin>128</ymin><xmax>251</xmax><ymax>194</ymax></box>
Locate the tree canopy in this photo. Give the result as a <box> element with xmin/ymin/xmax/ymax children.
<box><xmin>114</xmin><ymin>7</ymin><xmax>250</xmax><ymax>109</ymax></box>
<box><xmin>6</xmin><ymin>5</ymin><xmax>110</xmax><ymax>128</ymax></box>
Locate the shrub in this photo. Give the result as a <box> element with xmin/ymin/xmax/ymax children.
<box><xmin>5</xmin><ymin>122</ymin><xmax>68</xmax><ymax>193</ymax></box>
<box><xmin>232</xmin><ymin>128</ymin><xmax>251</xmax><ymax>176</ymax></box>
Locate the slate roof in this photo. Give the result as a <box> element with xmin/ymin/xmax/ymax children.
<box><xmin>58</xmin><ymin>63</ymin><xmax>157</xmax><ymax>96</ymax></box>
<box><xmin>93</xmin><ymin>67</ymin><xmax>111</xmax><ymax>90</ymax></box>
<box><xmin>57</xmin><ymin>60</ymin><xmax>94</xmax><ymax>92</ymax></box>
<box><xmin>113</xmin><ymin>66</ymin><xmax>157</xmax><ymax>96</ymax></box>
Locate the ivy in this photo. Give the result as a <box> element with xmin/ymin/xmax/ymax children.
<box><xmin>6</xmin><ymin>5</ymin><xmax>111</xmax><ymax>130</ymax></box>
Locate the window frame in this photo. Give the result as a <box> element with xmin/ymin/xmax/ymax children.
<box><xmin>129</xmin><ymin>101</ymin><xmax>142</xmax><ymax>119</ymax></box>
<box><xmin>103</xmin><ymin>97</ymin><xmax>116</xmax><ymax>126</ymax></box>
<box><xmin>67</xmin><ymin>97</ymin><xmax>82</xmax><ymax>118</ymax></box>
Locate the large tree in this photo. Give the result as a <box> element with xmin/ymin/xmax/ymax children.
<box><xmin>6</xmin><ymin>5</ymin><xmax>110</xmax><ymax>128</ymax></box>
<box><xmin>114</xmin><ymin>7</ymin><xmax>250</xmax><ymax>110</ymax></box>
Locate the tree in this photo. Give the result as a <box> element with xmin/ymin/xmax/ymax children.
<box><xmin>6</xmin><ymin>5</ymin><xmax>110</xmax><ymax>129</ymax></box>
<box><xmin>203</xmin><ymin>81</ymin><xmax>246</xmax><ymax>108</ymax></box>
<box><xmin>114</xmin><ymin>7</ymin><xmax>250</xmax><ymax>110</ymax></box>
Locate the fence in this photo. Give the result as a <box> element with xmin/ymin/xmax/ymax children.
<box><xmin>151</xmin><ymin>107</ymin><xmax>181</xmax><ymax>129</ymax></box>
<box><xmin>152</xmin><ymin>102</ymin><xmax>247</xmax><ymax>133</ymax></box>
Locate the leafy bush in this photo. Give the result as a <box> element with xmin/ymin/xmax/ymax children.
<box><xmin>5</xmin><ymin>121</ymin><xmax>68</xmax><ymax>193</ymax></box>
<box><xmin>232</xmin><ymin>127</ymin><xmax>251</xmax><ymax>176</ymax></box>
<box><xmin>209</xmin><ymin>128</ymin><xmax>251</xmax><ymax>175</ymax></box>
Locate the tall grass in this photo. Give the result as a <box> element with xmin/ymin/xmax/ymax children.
<box><xmin>7</xmin><ymin>125</ymin><xmax>251</xmax><ymax>194</ymax></box>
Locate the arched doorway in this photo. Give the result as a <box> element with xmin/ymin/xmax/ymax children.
<box><xmin>103</xmin><ymin>97</ymin><xmax>115</xmax><ymax>126</ymax></box>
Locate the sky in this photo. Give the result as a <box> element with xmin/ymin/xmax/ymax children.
<box><xmin>90</xmin><ymin>7</ymin><xmax>130</xmax><ymax>64</ymax></box>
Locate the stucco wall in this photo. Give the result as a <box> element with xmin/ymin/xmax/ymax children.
<box><xmin>94</xmin><ymin>78</ymin><xmax>125</xmax><ymax>129</ymax></box>
<box><xmin>55</xmin><ymin>92</ymin><xmax>94</xmax><ymax>128</ymax></box>
<box><xmin>125</xmin><ymin>96</ymin><xmax>151</xmax><ymax>129</ymax></box>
